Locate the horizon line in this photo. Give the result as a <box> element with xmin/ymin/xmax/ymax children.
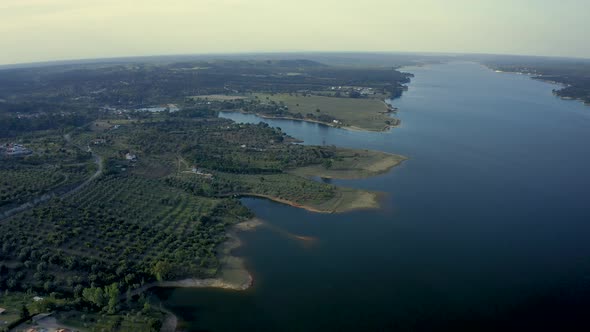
<box><xmin>1</xmin><ymin>50</ymin><xmax>589</xmax><ymax>69</ymax></box>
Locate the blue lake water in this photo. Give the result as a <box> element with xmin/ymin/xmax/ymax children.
<box><xmin>158</xmin><ymin>62</ymin><xmax>590</xmax><ymax>331</ymax></box>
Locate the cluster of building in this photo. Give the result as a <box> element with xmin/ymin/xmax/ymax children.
<box><xmin>136</xmin><ymin>104</ymin><xmax>180</xmax><ymax>113</ymax></box>
<box><xmin>1</xmin><ymin>143</ymin><xmax>32</xmax><ymax>157</ymax></box>
<box><xmin>192</xmin><ymin>165</ymin><xmax>213</xmax><ymax>179</ymax></box>
<box><xmin>330</xmin><ymin>86</ymin><xmax>375</xmax><ymax>96</ymax></box>
<box><xmin>92</xmin><ymin>138</ymin><xmax>107</xmax><ymax>145</ymax></box>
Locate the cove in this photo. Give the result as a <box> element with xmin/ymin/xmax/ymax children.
<box><xmin>156</xmin><ymin>62</ymin><xmax>590</xmax><ymax>331</ymax></box>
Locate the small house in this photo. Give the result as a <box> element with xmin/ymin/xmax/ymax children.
<box><xmin>93</xmin><ymin>139</ymin><xmax>106</xmax><ymax>145</ymax></box>
<box><xmin>4</xmin><ymin>143</ymin><xmax>32</xmax><ymax>156</ymax></box>
<box><xmin>125</xmin><ymin>153</ymin><xmax>137</xmax><ymax>161</ymax></box>
<box><xmin>0</xmin><ymin>307</ymin><xmax>6</xmax><ymax>314</ymax></box>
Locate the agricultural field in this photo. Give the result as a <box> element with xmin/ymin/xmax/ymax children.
<box><xmin>0</xmin><ymin>134</ymin><xmax>95</xmax><ymax>210</ymax></box>
<box><xmin>0</xmin><ymin>174</ymin><xmax>251</xmax><ymax>296</ymax></box>
<box><xmin>0</xmin><ymin>168</ymin><xmax>70</xmax><ymax>206</ymax></box>
<box><xmin>253</xmin><ymin>93</ymin><xmax>397</xmax><ymax>131</ymax></box>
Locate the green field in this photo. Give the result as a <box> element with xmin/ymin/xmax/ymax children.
<box><xmin>253</xmin><ymin>93</ymin><xmax>396</xmax><ymax>131</ymax></box>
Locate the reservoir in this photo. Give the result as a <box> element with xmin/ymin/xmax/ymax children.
<box><xmin>158</xmin><ymin>62</ymin><xmax>590</xmax><ymax>331</ymax></box>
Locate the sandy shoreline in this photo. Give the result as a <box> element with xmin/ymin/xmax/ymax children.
<box><xmin>155</xmin><ymin>111</ymin><xmax>406</xmax><ymax>330</ymax></box>
<box><xmin>239</xmin><ymin>193</ymin><xmax>336</xmax><ymax>213</ymax></box>
<box><xmin>234</xmin><ymin>191</ymin><xmax>382</xmax><ymax>214</ymax></box>
<box><xmin>153</xmin><ymin>218</ymin><xmax>262</xmax><ymax>331</ymax></box>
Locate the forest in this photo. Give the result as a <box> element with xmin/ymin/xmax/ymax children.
<box><xmin>0</xmin><ymin>59</ymin><xmax>411</xmax><ymax>111</ymax></box>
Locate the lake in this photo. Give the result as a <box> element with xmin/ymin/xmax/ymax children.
<box><xmin>157</xmin><ymin>62</ymin><xmax>590</xmax><ymax>331</ymax></box>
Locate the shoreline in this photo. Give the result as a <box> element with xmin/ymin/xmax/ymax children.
<box><xmin>236</xmin><ymin>191</ymin><xmax>381</xmax><ymax>214</ymax></box>
<box><xmin>155</xmin><ymin>116</ymin><xmax>406</xmax><ymax>330</ymax></box>
<box><xmin>289</xmin><ymin>152</ymin><xmax>407</xmax><ymax>180</ymax></box>
<box><xmin>487</xmin><ymin>66</ymin><xmax>590</xmax><ymax>107</ymax></box>
<box><xmin>237</xmin><ymin>193</ymin><xmax>337</xmax><ymax>213</ymax></box>
<box><xmin>220</xmin><ymin>107</ymin><xmax>399</xmax><ymax>133</ymax></box>
<box><xmin>148</xmin><ymin>218</ymin><xmax>263</xmax><ymax>332</ymax></box>
<box><xmin>160</xmin><ymin>218</ymin><xmax>262</xmax><ymax>290</ymax></box>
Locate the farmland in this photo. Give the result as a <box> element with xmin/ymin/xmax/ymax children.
<box><xmin>0</xmin><ymin>133</ymin><xmax>96</xmax><ymax>212</ymax></box>
<box><xmin>1</xmin><ymin>175</ymin><xmax>247</xmax><ymax>288</ymax></box>
<box><xmin>251</xmin><ymin>93</ymin><xmax>397</xmax><ymax>131</ymax></box>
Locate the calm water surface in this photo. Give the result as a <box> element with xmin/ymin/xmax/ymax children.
<box><xmin>158</xmin><ymin>62</ymin><xmax>590</xmax><ymax>331</ymax></box>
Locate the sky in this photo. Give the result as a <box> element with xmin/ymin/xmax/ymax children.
<box><xmin>1</xmin><ymin>0</ymin><xmax>589</xmax><ymax>65</ymax></box>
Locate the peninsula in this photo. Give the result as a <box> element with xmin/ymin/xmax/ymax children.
<box><xmin>0</xmin><ymin>58</ymin><xmax>408</xmax><ymax>331</ymax></box>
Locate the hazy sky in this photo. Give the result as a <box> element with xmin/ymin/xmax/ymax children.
<box><xmin>1</xmin><ymin>0</ymin><xmax>589</xmax><ymax>65</ymax></box>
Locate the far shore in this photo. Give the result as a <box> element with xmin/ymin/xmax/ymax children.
<box><xmin>488</xmin><ymin>66</ymin><xmax>590</xmax><ymax>107</ymax></box>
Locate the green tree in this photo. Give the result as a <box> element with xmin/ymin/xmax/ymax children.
<box><xmin>82</xmin><ymin>286</ymin><xmax>105</xmax><ymax>308</ymax></box>
<box><xmin>104</xmin><ymin>282</ymin><xmax>120</xmax><ymax>314</ymax></box>
<box><xmin>152</xmin><ymin>261</ymin><xmax>173</xmax><ymax>281</ymax></box>
<box><xmin>149</xmin><ymin>318</ymin><xmax>162</xmax><ymax>332</ymax></box>
<box><xmin>20</xmin><ymin>304</ymin><xmax>30</xmax><ymax>320</ymax></box>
